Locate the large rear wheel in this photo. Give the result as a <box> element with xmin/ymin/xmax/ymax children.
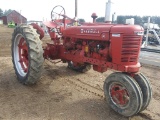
<box><xmin>11</xmin><ymin>24</ymin><xmax>44</xmax><ymax>85</ymax></box>
<box><xmin>103</xmin><ymin>72</ymin><xmax>143</xmax><ymax>117</ymax></box>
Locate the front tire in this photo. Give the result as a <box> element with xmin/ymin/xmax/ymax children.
<box><xmin>11</xmin><ymin>24</ymin><xmax>44</xmax><ymax>85</ymax></box>
<box><xmin>133</xmin><ymin>73</ymin><xmax>152</xmax><ymax>111</ymax></box>
<box><xmin>103</xmin><ymin>72</ymin><xmax>143</xmax><ymax>117</ymax></box>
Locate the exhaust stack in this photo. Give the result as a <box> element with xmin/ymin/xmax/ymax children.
<box><xmin>73</xmin><ymin>0</ymin><xmax>78</xmax><ymax>26</ymax></box>
<box><xmin>105</xmin><ymin>0</ymin><xmax>112</xmax><ymax>23</ymax></box>
<box><xmin>75</xmin><ymin>0</ymin><xmax>78</xmax><ymax>18</ymax></box>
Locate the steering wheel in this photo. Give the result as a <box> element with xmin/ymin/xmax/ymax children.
<box><xmin>51</xmin><ymin>5</ymin><xmax>66</xmax><ymax>26</ymax></box>
<box><xmin>51</xmin><ymin>5</ymin><xmax>78</xmax><ymax>35</ymax></box>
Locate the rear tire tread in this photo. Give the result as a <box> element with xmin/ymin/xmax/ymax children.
<box><xmin>12</xmin><ymin>24</ymin><xmax>44</xmax><ymax>85</ymax></box>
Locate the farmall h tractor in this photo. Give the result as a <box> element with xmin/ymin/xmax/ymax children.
<box><xmin>11</xmin><ymin>1</ymin><xmax>152</xmax><ymax>117</ymax></box>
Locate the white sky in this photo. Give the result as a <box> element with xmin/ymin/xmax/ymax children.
<box><xmin>0</xmin><ymin>0</ymin><xmax>160</xmax><ymax>22</ymax></box>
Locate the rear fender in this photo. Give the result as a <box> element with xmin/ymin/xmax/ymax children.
<box><xmin>30</xmin><ymin>23</ymin><xmax>44</xmax><ymax>40</ymax></box>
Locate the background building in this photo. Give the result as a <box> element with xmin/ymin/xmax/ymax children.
<box><xmin>0</xmin><ymin>10</ymin><xmax>27</xmax><ymax>25</ymax></box>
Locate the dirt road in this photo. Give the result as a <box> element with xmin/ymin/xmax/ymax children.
<box><xmin>0</xmin><ymin>25</ymin><xmax>160</xmax><ymax>120</ymax></box>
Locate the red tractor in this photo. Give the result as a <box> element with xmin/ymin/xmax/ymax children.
<box><xmin>11</xmin><ymin>3</ymin><xmax>152</xmax><ymax>117</ymax></box>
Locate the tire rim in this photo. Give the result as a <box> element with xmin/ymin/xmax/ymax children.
<box><xmin>109</xmin><ymin>83</ymin><xmax>130</xmax><ymax>108</ymax></box>
<box><xmin>14</xmin><ymin>34</ymin><xmax>29</xmax><ymax>77</ymax></box>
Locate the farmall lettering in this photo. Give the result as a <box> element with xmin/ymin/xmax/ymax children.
<box><xmin>80</xmin><ymin>29</ymin><xmax>100</xmax><ymax>34</ymax></box>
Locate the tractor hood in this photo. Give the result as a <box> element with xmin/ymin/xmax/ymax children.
<box><xmin>63</xmin><ymin>24</ymin><xmax>143</xmax><ymax>40</ymax></box>
<box><xmin>63</xmin><ymin>24</ymin><xmax>114</xmax><ymax>40</ymax></box>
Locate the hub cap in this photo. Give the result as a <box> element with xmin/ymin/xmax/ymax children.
<box><xmin>109</xmin><ymin>83</ymin><xmax>130</xmax><ymax>107</ymax></box>
<box><xmin>14</xmin><ymin>34</ymin><xmax>29</xmax><ymax>77</ymax></box>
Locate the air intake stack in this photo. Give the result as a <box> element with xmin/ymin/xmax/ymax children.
<box><xmin>105</xmin><ymin>0</ymin><xmax>113</xmax><ymax>23</ymax></box>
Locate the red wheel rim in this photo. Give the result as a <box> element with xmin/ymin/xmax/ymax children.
<box><xmin>18</xmin><ymin>38</ymin><xmax>29</xmax><ymax>73</ymax></box>
<box><xmin>109</xmin><ymin>83</ymin><xmax>130</xmax><ymax>107</ymax></box>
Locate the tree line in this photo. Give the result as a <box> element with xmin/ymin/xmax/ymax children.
<box><xmin>1</xmin><ymin>7</ymin><xmax>160</xmax><ymax>26</ymax></box>
<box><xmin>0</xmin><ymin>8</ymin><xmax>12</xmax><ymax>17</ymax></box>
<box><xmin>96</xmin><ymin>16</ymin><xmax>160</xmax><ymax>26</ymax></box>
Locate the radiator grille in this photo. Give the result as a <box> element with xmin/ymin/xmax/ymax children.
<box><xmin>121</xmin><ymin>35</ymin><xmax>141</xmax><ymax>62</ymax></box>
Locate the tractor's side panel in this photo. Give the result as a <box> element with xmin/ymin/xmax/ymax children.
<box><xmin>110</xmin><ymin>33</ymin><xmax>123</xmax><ymax>64</ymax></box>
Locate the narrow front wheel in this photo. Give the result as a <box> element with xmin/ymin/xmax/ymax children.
<box><xmin>133</xmin><ymin>73</ymin><xmax>152</xmax><ymax>111</ymax></box>
<box><xmin>103</xmin><ymin>72</ymin><xmax>143</xmax><ymax>117</ymax></box>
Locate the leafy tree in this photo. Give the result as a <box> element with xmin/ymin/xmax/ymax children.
<box><xmin>78</xmin><ymin>18</ymin><xmax>85</xmax><ymax>23</ymax></box>
<box><xmin>154</xmin><ymin>17</ymin><xmax>160</xmax><ymax>25</ymax></box>
<box><xmin>151</xmin><ymin>16</ymin><xmax>160</xmax><ymax>25</ymax></box>
<box><xmin>3</xmin><ymin>9</ymin><xmax>12</xmax><ymax>15</ymax></box>
<box><xmin>96</xmin><ymin>17</ymin><xmax>105</xmax><ymax>23</ymax></box>
<box><xmin>117</xmin><ymin>15</ymin><xmax>142</xmax><ymax>25</ymax></box>
<box><xmin>0</xmin><ymin>8</ymin><xmax>3</xmax><ymax>17</ymax></box>
<box><xmin>117</xmin><ymin>16</ymin><xmax>126</xmax><ymax>24</ymax></box>
<box><xmin>142</xmin><ymin>16</ymin><xmax>150</xmax><ymax>23</ymax></box>
<box><xmin>88</xmin><ymin>15</ymin><xmax>160</xmax><ymax>27</ymax></box>
<box><xmin>134</xmin><ymin>16</ymin><xmax>143</xmax><ymax>25</ymax></box>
